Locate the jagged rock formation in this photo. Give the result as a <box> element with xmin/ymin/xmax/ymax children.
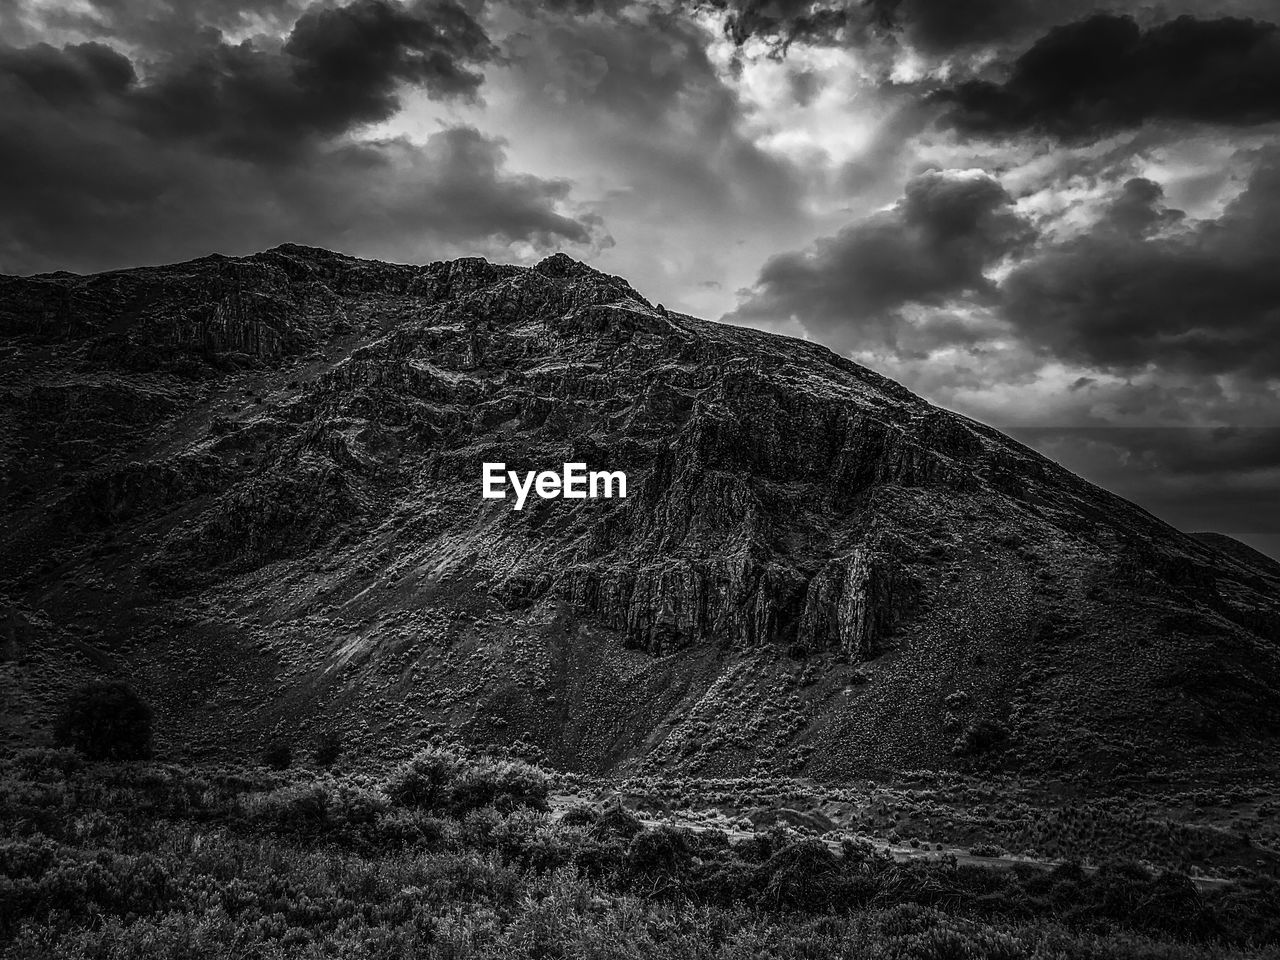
<box><xmin>2</xmin><ymin>245</ymin><xmax>1279</xmax><ymax>781</ymax></box>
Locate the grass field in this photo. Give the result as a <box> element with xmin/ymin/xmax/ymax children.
<box><xmin>3</xmin><ymin>747</ymin><xmax>1279</xmax><ymax>959</ymax></box>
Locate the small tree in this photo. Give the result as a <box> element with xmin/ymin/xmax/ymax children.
<box><xmin>312</xmin><ymin>729</ymin><xmax>342</xmax><ymax>768</ymax></box>
<box><xmin>54</xmin><ymin>681</ymin><xmax>153</xmax><ymax>761</ymax></box>
<box><xmin>263</xmin><ymin>740</ymin><xmax>292</xmax><ymax>770</ymax></box>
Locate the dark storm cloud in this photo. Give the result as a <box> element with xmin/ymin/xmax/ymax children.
<box><xmin>2</xmin><ymin>0</ymin><xmax>493</xmax><ymax>149</ymax></box>
<box><xmin>25</xmin><ymin>0</ymin><xmax>304</xmax><ymax>47</ymax></box>
<box><xmin>705</xmin><ymin>0</ymin><xmax>1280</xmax><ymax>54</ymax></box>
<box><xmin>69</xmin><ymin>0</ymin><xmax>495</xmax><ymax>162</ymax></box>
<box><xmin>284</xmin><ymin>0</ymin><xmax>492</xmax><ymax>109</ymax></box>
<box><xmin>0</xmin><ymin>40</ymin><xmax>135</xmax><ymax>104</ymax></box>
<box><xmin>862</xmin><ymin>0</ymin><xmax>1094</xmax><ymax>54</ymax></box>
<box><xmin>726</xmin><ymin>171</ymin><xmax>1032</xmax><ymax>346</ymax></box>
<box><xmin>0</xmin><ymin>0</ymin><xmax>604</xmax><ymax>274</ymax></box>
<box><xmin>704</xmin><ymin>0</ymin><xmax>1097</xmax><ymax>54</ymax></box>
<box><xmin>709</xmin><ymin>0</ymin><xmax>856</xmax><ymax>49</ymax></box>
<box><xmin>1002</xmin><ymin>163</ymin><xmax>1280</xmax><ymax>378</ymax></box>
<box><xmin>936</xmin><ymin>14</ymin><xmax>1280</xmax><ymax>140</ymax></box>
<box><xmin>0</xmin><ymin>107</ymin><xmax>599</xmax><ymax>275</ymax></box>
<box><xmin>733</xmin><ymin>158</ymin><xmax>1280</xmax><ymax>378</ymax></box>
<box><xmin>1102</xmin><ymin>177</ymin><xmax>1185</xmax><ymax>238</ymax></box>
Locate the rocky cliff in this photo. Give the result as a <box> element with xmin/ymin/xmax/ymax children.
<box><xmin>2</xmin><ymin>245</ymin><xmax>1278</xmax><ymax>780</ymax></box>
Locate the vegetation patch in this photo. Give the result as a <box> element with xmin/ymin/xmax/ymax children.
<box><xmin>2</xmin><ymin>749</ymin><xmax>1278</xmax><ymax>959</ymax></box>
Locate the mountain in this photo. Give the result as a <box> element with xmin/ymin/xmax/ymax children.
<box><xmin>2</xmin><ymin>245</ymin><xmax>1278</xmax><ymax>780</ymax></box>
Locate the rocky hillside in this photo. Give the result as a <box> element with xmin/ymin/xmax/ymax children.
<box><xmin>2</xmin><ymin>245</ymin><xmax>1278</xmax><ymax>780</ymax></box>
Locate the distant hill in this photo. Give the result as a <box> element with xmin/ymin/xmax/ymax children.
<box><xmin>2</xmin><ymin>245</ymin><xmax>1278</xmax><ymax>780</ymax></box>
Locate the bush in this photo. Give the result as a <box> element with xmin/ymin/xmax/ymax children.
<box><xmin>2</xmin><ymin>754</ymin><xmax>1279</xmax><ymax>955</ymax></box>
<box><xmin>53</xmin><ymin>681</ymin><xmax>153</xmax><ymax>761</ymax></box>
<box><xmin>11</xmin><ymin>747</ymin><xmax>83</xmax><ymax>779</ymax></box>
<box><xmin>968</xmin><ymin>843</ymin><xmax>1007</xmax><ymax>858</ymax></box>
<box><xmin>385</xmin><ymin>748</ymin><xmax>464</xmax><ymax>810</ymax></box>
<box><xmin>592</xmin><ymin>803</ymin><xmax>643</xmax><ymax>839</ymax></box>
<box><xmin>560</xmin><ymin>804</ymin><xmax>600</xmax><ymax>828</ymax></box>
<box><xmin>450</xmin><ymin>758</ymin><xmax>550</xmax><ymax>815</ymax></box>
<box><xmin>247</xmin><ymin>783</ymin><xmax>331</xmax><ymax>826</ymax></box>
<box><xmin>758</xmin><ymin>839</ymin><xmax>841</xmax><ymax>910</ymax></box>
<box><xmin>626</xmin><ymin>826</ymin><xmax>692</xmax><ymax>879</ymax></box>
<box><xmin>384</xmin><ymin>749</ymin><xmax>550</xmax><ymax>816</ymax></box>
<box><xmin>262</xmin><ymin>740</ymin><xmax>292</xmax><ymax>770</ymax></box>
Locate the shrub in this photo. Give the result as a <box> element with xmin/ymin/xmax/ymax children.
<box><xmin>54</xmin><ymin>681</ymin><xmax>153</xmax><ymax>761</ymax></box>
<box><xmin>626</xmin><ymin>826</ymin><xmax>692</xmax><ymax>879</ymax></box>
<box><xmin>384</xmin><ymin>749</ymin><xmax>550</xmax><ymax>816</ymax></box>
<box><xmin>591</xmin><ymin>803</ymin><xmax>643</xmax><ymax>839</ymax></box>
<box><xmin>450</xmin><ymin>758</ymin><xmax>550</xmax><ymax>815</ymax></box>
<box><xmin>385</xmin><ymin>748</ymin><xmax>465</xmax><ymax>810</ymax></box>
<box><xmin>247</xmin><ymin>783</ymin><xmax>331</xmax><ymax>827</ymax></box>
<box><xmin>327</xmin><ymin>783</ymin><xmax>390</xmax><ymax>826</ymax></box>
<box><xmin>11</xmin><ymin>747</ymin><xmax>83</xmax><ymax>779</ymax></box>
<box><xmin>560</xmin><ymin>804</ymin><xmax>601</xmax><ymax>828</ymax></box>
<box><xmin>738</xmin><ymin>825</ymin><xmax>791</xmax><ymax>864</ymax></box>
<box><xmin>969</xmin><ymin>843</ymin><xmax>1007</xmax><ymax>858</ymax></box>
<box><xmin>758</xmin><ymin>840</ymin><xmax>841</xmax><ymax>910</ymax></box>
<box><xmin>2</xmin><ymin>755</ymin><xmax>1278</xmax><ymax>955</ymax></box>
<box><xmin>262</xmin><ymin>740</ymin><xmax>292</xmax><ymax>770</ymax></box>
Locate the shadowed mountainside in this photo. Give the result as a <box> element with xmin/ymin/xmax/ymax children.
<box><xmin>2</xmin><ymin>245</ymin><xmax>1278</xmax><ymax>780</ymax></box>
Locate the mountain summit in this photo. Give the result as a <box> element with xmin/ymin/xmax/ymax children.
<box><xmin>2</xmin><ymin>245</ymin><xmax>1277</xmax><ymax>778</ymax></box>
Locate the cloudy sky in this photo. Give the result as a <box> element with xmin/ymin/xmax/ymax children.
<box><xmin>3</xmin><ymin>0</ymin><xmax>1279</xmax><ymax>556</ymax></box>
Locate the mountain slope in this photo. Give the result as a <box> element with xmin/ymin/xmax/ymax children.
<box><xmin>1193</xmin><ymin>532</ymin><xmax>1280</xmax><ymax>580</ymax></box>
<box><xmin>2</xmin><ymin>245</ymin><xmax>1278</xmax><ymax>779</ymax></box>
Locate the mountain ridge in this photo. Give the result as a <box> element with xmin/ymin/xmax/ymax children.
<box><xmin>2</xmin><ymin>245</ymin><xmax>1278</xmax><ymax>781</ymax></box>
